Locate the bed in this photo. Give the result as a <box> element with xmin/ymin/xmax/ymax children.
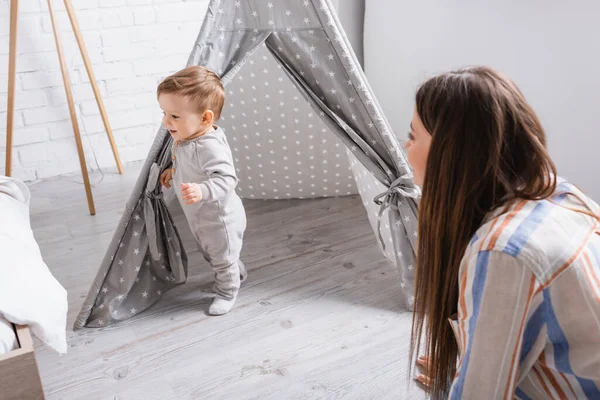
<box><xmin>0</xmin><ymin>175</ymin><xmax>68</xmax><ymax>399</ymax></box>
<box><xmin>0</xmin><ymin>323</ymin><xmax>45</xmax><ymax>399</ymax></box>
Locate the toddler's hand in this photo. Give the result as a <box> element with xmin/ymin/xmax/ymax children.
<box><xmin>160</xmin><ymin>169</ymin><xmax>173</xmax><ymax>188</ymax></box>
<box><xmin>181</xmin><ymin>183</ymin><xmax>202</xmax><ymax>205</ymax></box>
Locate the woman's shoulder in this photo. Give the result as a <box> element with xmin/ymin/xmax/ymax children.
<box><xmin>466</xmin><ymin>180</ymin><xmax>599</xmax><ymax>280</ymax></box>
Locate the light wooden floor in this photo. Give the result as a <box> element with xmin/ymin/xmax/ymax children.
<box><xmin>28</xmin><ymin>163</ymin><xmax>426</xmax><ymax>400</ymax></box>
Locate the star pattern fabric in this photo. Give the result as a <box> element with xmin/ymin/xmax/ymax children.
<box><xmin>75</xmin><ymin>0</ymin><xmax>419</xmax><ymax>329</ymax></box>
<box><xmin>349</xmin><ymin>152</ymin><xmax>418</xmax><ymax>304</ymax></box>
<box><xmin>220</xmin><ymin>44</ymin><xmax>357</xmax><ymax>199</ymax></box>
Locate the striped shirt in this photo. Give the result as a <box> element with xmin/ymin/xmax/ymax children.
<box><xmin>448</xmin><ymin>181</ymin><xmax>600</xmax><ymax>399</ymax></box>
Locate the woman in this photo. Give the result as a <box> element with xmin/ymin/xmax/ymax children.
<box><xmin>405</xmin><ymin>66</ymin><xmax>600</xmax><ymax>399</ymax></box>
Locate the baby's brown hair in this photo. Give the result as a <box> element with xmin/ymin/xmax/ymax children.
<box><xmin>157</xmin><ymin>66</ymin><xmax>225</xmax><ymax>120</ymax></box>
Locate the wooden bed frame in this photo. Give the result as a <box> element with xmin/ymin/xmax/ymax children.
<box><xmin>0</xmin><ymin>325</ymin><xmax>45</xmax><ymax>399</ymax></box>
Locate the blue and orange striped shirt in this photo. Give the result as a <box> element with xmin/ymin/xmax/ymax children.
<box><xmin>448</xmin><ymin>181</ymin><xmax>600</xmax><ymax>399</ymax></box>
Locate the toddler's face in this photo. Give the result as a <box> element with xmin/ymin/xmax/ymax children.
<box><xmin>158</xmin><ymin>93</ymin><xmax>205</xmax><ymax>141</ymax></box>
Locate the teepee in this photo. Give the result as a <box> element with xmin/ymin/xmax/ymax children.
<box><xmin>74</xmin><ymin>0</ymin><xmax>419</xmax><ymax>330</ymax></box>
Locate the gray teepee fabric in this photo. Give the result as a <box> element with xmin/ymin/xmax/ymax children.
<box><xmin>220</xmin><ymin>43</ymin><xmax>359</xmax><ymax>199</ymax></box>
<box><xmin>74</xmin><ymin>0</ymin><xmax>420</xmax><ymax>330</ymax></box>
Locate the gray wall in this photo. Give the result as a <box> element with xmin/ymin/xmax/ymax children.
<box><xmin>333</xmin><ymin>0</ymin><xmax>365</xmax><ymax>67</ymax></box>
<box><xmin>364</xmin><ymin>0</ymin><xmax>600</xmax><ymax>201</ymax></box>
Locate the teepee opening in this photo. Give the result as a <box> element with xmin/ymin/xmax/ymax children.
<box><xmin>220</xmin><ymin>43</ymin><xmax>358</xmax><ymax>200</ymax></box>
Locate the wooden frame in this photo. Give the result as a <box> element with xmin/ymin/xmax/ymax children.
<box><xmin>4</xmin><ymin>0</ymin><xmax>124</xmax><ymax>216</ymax></box>
<box><xmin>0</xmin><ymin>325</ymin><xmax>45</xmax><ymax>400</ymax></box>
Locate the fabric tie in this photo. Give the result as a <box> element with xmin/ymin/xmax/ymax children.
<box><xmin>373</xmin><ymin>173</ymin><xmax>419</xmax><ymax>252</ymax></box>
<box><xmin>143</xmin><ymin>163</ymin><xmax>164</xmax><ymax>261</ymax></box>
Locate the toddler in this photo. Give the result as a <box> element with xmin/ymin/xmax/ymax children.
<box><xmin>157</xmin><ymin>66</ymin><xmax>246</xmax><ymax>316</ymax></box>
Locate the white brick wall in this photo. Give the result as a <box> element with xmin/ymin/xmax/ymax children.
<box><xmin>0</xmin><ymin>0</ymin><xmax>209</xmax><ymax>182</ymax></box>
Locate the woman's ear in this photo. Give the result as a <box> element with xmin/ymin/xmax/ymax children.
<box><xmin>202</xmin><ymin>110</ymin><xmax>215</xmax><ymax>125</ymax></box>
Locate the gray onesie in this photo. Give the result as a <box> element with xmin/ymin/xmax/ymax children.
<box><xmin>170</xmin><ymin>126</ymin><xmax>246</xmax><ymax>300</ymax></box>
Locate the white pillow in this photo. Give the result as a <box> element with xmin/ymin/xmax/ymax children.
<box><xmin>0</xmin><ymin>176</ymin><xmax>68</xmax><ymax>354</ymax></box>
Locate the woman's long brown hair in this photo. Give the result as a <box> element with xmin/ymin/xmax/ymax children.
<box><xmin>409</xmin><ymin>66</ymin><xmax>557</xmax><ymax>398</ymax></box>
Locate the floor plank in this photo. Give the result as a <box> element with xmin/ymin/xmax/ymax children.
<box><xmin>27</xmin><ymin>163</ymin><xmax>426</xmax><ymax>400</ymax></box>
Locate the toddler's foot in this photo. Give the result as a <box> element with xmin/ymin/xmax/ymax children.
<box><xmin>209</xmin><ymin>296</ymin><xmax>236</xmax><ymax>316</ymax></box>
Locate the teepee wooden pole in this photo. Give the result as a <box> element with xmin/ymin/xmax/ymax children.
<box><xmin>47</xmin><ymin>0</ymin><xmax>96</xmax><ymax>215</ymax></box>
<box><xmin>5</xmin><ymin>0</ymin><xmax>19</xmax><ymax>177</ymax></box>
<box><xmin>63</xmin><ymin>0</ymin><xmax>124</xmax><ymax>175</ymax></box>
